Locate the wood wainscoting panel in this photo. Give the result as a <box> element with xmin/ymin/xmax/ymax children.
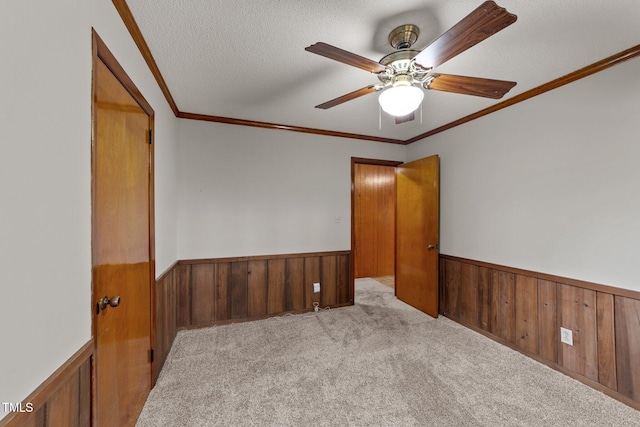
<box><xmin>558</xmin><ymin>284</ymin><xmax>598</xmax><ymax>381</ymax></box>
<box><xmin>191</xmin><ymin>263</ymin><xmax>215</xmax><ymax>325</ymax></box>
<box><xmin>286</xmin><ymin>257</ymin><xmax>305</xmax><ymax>311</ymax></box>
<box><xmin>45</xmin><ymin>366</ymin><xmax>86</xmax><ymax>426</ymax></box>
<box><xmin>515</xmin><ymin>275</ymin><xmax>538</xmax><ymax>354</ymax></box>
<box><xmin>440</xmin><ymin>254</ymin><xmax>640</xmax><ymax>410</ymax></box>
<box><xmin>478</xmin><ymin>267</ymin><xmax>492</xmax><ymax>332</ymax></box>
<box><xmin>268</xmin><ymin>259</ymin><xmax>286</xmax><ymax>314</ymax></box>
<box><xmin>176</xmin><ymin>251</ymin><xmax>351</xmax><ymax>329</ymax></box>
<box><xmin>615</xmin><ymin>296</ymin><xmax>640</xmax><ymax>400</ymax></box>
<box><xmin>305</xmin><ymin>256</ymin><xmax>321</xmax><ymax>308</ymax></box>
<box><xmin>0</xmin><ymin>343</ymin><xmax>92</xmax><ymax>427</ymax></box>
<box><xmin>491</xmin><ymin>271</ymin><xmax>516</xmax><ymax>344</ymax></box>
<box><xmin>176</xmin><ymin>264</ymin><xmax>192</xmax><ymax>327</ymax></box>
<box><xmin>597</xmin><ymin>292</ymin><xmax>617</xmax><ymax>391</ymax></box>
<box><xmin>230</xmin><ymin>261</ymin><xmax>249</xmax><ymax>319</ymax></box>
<box><xmin>537</xmin><ymin>279</ymin><xmax>557</xmax><ymax>363</ymax></box>
<box><xmin>247</xmin><ymin>260</ymin><xmax>268</xmax><ymax>317</ymax></box>
<box><xmin>321</xmin><ymin>255</ymin><xmax>338</xmax><ymax>307</ymax></box>
<box><xmin>215</xmin><ymin>263</ymin><xmax>231</xmax><ymax>322</ymax></box>
<box><xmin>460</xmin><ymin>263</ymin><xmax>479</xmax><ymax>327</ymax></box>
<box><xmin>443</xmin><ymin>259</ymin><xmax>461</xmax><ymax>320</ymax></box>
<box><xmin>154</xmin><ymin>264</ymin><xmax>178</xmax><ymax>383</ymax></box>
<box><xmin>338</xmin><ymin>254</ymin><xmax>350</xmax><ymax>304</ymax></box>
<box><xmin>439</xmin><ymin>258</ymin><xmax>446</xmax><ymax>313</ymax></box>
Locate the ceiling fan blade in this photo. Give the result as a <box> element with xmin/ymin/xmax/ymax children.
<box><xmin>306</xmin><ymin>42</ymin><xmax>387</xmax><ymax>74</ymax></box>
<box><xmin>427</xmin><ymin>74</ymin><xmax>516</xmax><ymax>99</ymax></box>
<box><xmin>315</xmin><ymin>85</ymin><xmax>378</xmax><ymax>109</ymax></box>
<box><xmin>396</xmin><ymin>112</ymin><xmax>415</xmax><ymax>124</ymax></box>
<box><xmin>414</xmin><ymin>1</ymin><xmax>517</xmax><ymax>69</ymax></box>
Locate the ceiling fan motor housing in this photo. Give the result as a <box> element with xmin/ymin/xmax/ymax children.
<box><xmin>378</xmin><ymin>23</ymin><xmax>430</xmax><ymax>87</ymax></box>
<box><xmin>392</xmin><ymin>74</ymin><xmax>413</xmax><ymax>87</ymax></box>
<box><xmin>377</xmin><ymin>50</ymin><xmax>430</xmax><ymax>86</ymax></box>
<box><xmin>388</xmin><ymin>24</ymin><xmax>420</xmax><ymax>50</ymax></box>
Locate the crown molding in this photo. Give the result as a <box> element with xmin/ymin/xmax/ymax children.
<box><xmin>405</xmin><ymin>44</ymin><xmax>640</xmax><ymax>144</ymax></box>
<box><xmin>113</xmin><ymin>1</ymin><xmax>639</xmax><ymax>146</ymax></box>
<box><xmin>112</xmin><ymin>0</ymin><xmax>179</xmax><ymax>115</ymax></box>
<box><xmin>176</xmin><ymin>112</ymin><xmax>405</xmax><ymax>144</ymax></box>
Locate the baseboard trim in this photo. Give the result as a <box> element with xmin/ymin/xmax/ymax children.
<box><xmin>0</xmin><ymin>341</ymin><xmax>93</xmax><ymax>427</ymax></box>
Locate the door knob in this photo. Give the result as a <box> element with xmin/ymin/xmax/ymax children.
<box><xmin>427</xmin><ymin>244</ymin><xmax>439</xmax><ymax>250</ymax></box>
<box><xmin>96</xmin><ymin>295</ymin><xmax>121</xmax><ymax>314</ymax></box>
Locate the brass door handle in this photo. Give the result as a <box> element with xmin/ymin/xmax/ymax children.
<box><xmin>427</xmin><ymin>244</ymin><xmax>439</xmax><ymax>250</ymax></box>
<box><xmin>96</xmin><ymin>295</ymin><xmax>121</xmax><ymax>314</ymax></box>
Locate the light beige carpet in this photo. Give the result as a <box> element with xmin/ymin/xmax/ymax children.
<box><xmin>137</xmin><ymin>278</ymin><xmax>640</xmax><ymax>426</ymax></box>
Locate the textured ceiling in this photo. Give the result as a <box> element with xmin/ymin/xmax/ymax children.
<box><xmin>125</xmin><ymin>0</ymin><xmax>640</xmax><ymax>141</ymax></box>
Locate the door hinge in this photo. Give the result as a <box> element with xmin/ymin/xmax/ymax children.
<box><xmin>150</xmin><ymin>348</ymin><xmax>154</xmax><ymax>363</ymax></box>
<box><xmin>148</xmin><ymin>129</ymin><xmax>153</xmax><ymax>145</ymax></box>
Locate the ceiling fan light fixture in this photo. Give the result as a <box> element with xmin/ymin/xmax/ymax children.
<box><xmin>378</xmin><ymin>83</ymin><xmax>424</xmax><ymax>117</ymax></box>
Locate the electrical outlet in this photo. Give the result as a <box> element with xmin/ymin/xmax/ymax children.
<box><xmin>313</xmin><ymin>282</ymin><xmax>321</xmax><ymax>293</ymax></box>
<box><xmin>560</xmin><ymin>327</ymin><xmax>573</xmax><ymax>346</ymax></box>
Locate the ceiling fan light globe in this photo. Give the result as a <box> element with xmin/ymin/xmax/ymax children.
<box><xmin>378</xmin><ymin>85</ymin><xmax>424</xmax><ymax>117</ymax></box>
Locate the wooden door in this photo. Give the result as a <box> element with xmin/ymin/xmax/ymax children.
<box><xmin>92</xmin><ymin>37</ymin><xmax>154</xmax><ymax>426</ymax></box>
<box><xmin>353</xmin><ymin>163</ymin><xmax>396</xmax><ymax>278</ymax></box>
<box><xmin>396</xmin><ymin>155</ymin><xmax>440</xmax><ymax>318</ymax></box>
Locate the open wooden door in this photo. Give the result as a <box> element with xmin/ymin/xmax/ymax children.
<box><xmin>396</xmin><ymin>155</ymin><xmax>440</xmax><ymax>318</ymax></box>
<box><xmin>92</xmin><ymin>33</ymin><xmax>155</xmax><ymax>426</ymax></box>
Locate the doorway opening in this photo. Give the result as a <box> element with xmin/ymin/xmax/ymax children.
<box><xmin>351</xmin><ymin>155</ymin><xmax>440</xmax><ymax>318</ymax></box>
<box><xmin>351</xmin><ymin>158</ymin><xmax>402</xmax><ymax>291</ymax></box>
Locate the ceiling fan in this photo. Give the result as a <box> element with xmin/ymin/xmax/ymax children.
<box><xmin>305</xmin><ymin>1</ymin><xmax>518</xmax><ymax>124</ymax></box>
